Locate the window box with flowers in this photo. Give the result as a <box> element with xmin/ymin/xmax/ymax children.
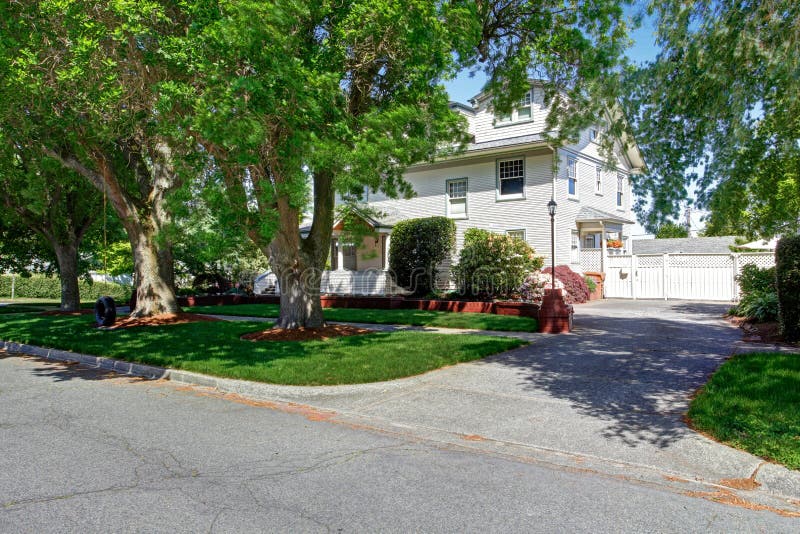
<box><xmin>606</xmin><ymin>239</ymin><xmax>623</xmax><ymax>254</ymax></box>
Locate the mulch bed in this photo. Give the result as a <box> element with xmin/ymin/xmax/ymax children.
<box><xmin>101</xmin><ymin>313</ymin><xmax>221</xmax><ymax>330</ymax></box>
<box><xmin>241</xmin><ymin>324</ymin><xmax>373</xmax><ymax>342</ymax></box>
<box><xmin>728</xmin><ymin>315</ymin><xmax>785</xmax><ymax>343</ymax></box>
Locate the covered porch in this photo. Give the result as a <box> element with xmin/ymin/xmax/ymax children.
<box><xmin>574</xmin><ymin>207</ymin><xmax>635</xmax><ymax>272</ymax></box>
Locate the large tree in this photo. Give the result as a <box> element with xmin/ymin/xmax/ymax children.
<box><xmin>184</xmin><ymin>0</ymin><xmax>633</xmax><ymax>328</ymax></box>
<box><xmin>0</xmin><ymin>138</ymin><xmax>101</xmax><ymax>311</ymax></box>
<box><xmin>0</xmin><ymin>0</ymin><xmax>195</xmax><ymax>316</ymax></box>
<box><xmin>623</xmin><ymin>0</ymin><xmax>800</xmax><ymax>237</ymax></box>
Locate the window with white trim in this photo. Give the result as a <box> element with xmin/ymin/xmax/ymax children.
<box><xmin>570</xmin><ymin>229</ymin><xmax>580</xmax><ymax>263</ymax></box>
<box><xmin>494</xmin><ymin>91</ymin><xmax>533</xmax><ymax>125</ymax></box>
<box><xmin>617</xmin><ymin>173</ymin><xmax>625</xmax><ymax>208</ymax></box>
<box><xmin>589</xmin><ymin>128</ymin><xmax>599</xmax><ymax>141</ymax></box>
<box><xmin>497</xmin><ymin>158</ymin><xmax>525</xmax><ymax>198</ymax></box>
<box><xmin>567</xmin><ymin>158</ymin><xmax>578</xmax><ymax>197</ymax></box>
<box><xmin>446</xmin><ymin>178</ymin><xmax>468</xmax><ymax>218</ymax></box>
<box><xmin>506</xmin><ymin>229</ymin><xmax>526</xmax><ymax>241</ymax></box>
<box><xmin>595</xmin><ymin>166</ymin><xmax>603</xmax><ymax>194</ymax></box>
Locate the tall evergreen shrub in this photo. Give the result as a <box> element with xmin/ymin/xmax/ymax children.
<box><xmin>389</xmin><ymin>217</ymin><xmax>455</xmax><ymax>296</ymax></box>
<box><xmin>775</xmin><ymin>235</ymin><xmax>800</xmax><ymax>341</ymax></box>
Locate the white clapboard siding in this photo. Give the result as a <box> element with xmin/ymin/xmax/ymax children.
<box><xmin>603</xmin><ymin>252</ymin><xmax>775</xmax><ymax>301</ymax></box>
<box><xmin>255</xmin><ymin>270</ymin><xmax>402</xmax><ymax>296</ymax></box>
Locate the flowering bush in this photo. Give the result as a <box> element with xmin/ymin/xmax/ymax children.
<box><xmin>518</xmin><ymin>271</ymin><xmax>565</xmax><ymax>303</ymax></box>
<box><xmin>543</xmin><ymin>265</ymin><xmax>590</xmax><ymax>303</ymax></box>
<box><xmin>452</xmin><ymin>228</ymin><xmax>544</xmax><ymax>299</ymax></box>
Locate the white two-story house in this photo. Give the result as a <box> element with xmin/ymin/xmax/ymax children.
<box><xmin>258</xmin><ymin>82</ymin><xmax>645</xmax><ymax>295</ymax></box>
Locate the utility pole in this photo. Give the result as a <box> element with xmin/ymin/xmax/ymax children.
<box><xmin>684</xmin><ymin>205</ymin><xmax>692</xmax><ymax>236</ymax></box>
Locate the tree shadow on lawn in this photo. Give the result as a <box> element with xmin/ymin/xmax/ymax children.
<box><xmin>485</xmin><ymin>308</ymin><xmax>741</xmax><ymax>449</ymax></box>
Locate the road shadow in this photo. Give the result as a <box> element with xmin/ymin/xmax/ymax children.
<box><xmin>486</xmin><ymin>305</ymin><xmax>739</xmax><ymax>449</ymax></box>
<box><xmin>1</xmin><ymin>352</ymin><xmax>156</xmax><ymax>384</ymax></box>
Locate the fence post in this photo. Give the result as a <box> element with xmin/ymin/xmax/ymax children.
<box><xmin>631</xmin><ymin>253</ymin><xmax>637</xmax><ymax>299</ymax></box>
<box><xmin>731</xmin><ymin>253</ymin><xmax>740</xmax><ymax>301</ymax></box>
<box><xmin>663</xmin><ymin>253</ymin><xmax>669</xmax><ymax>300</ymax></box>
<box><xmin>11</xmin><ymin>273</ymin><xmax>15</xmax><ymax>300</ymax></box>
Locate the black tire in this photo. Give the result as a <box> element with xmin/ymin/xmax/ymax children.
<box><xmin>95</xmin><ymin>296</ymin><xmax>117</xmax><ymax>327</ymax></box>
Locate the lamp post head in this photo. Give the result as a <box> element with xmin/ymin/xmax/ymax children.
<box><xmin>547</xmin><ymin>199</ymin><xmax>557</xmax><ymax>218</ymax></box>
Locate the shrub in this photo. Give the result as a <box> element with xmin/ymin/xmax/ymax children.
<box><xmin>519</xmin><ymin>271</ymin><xmax>565</xmax><ymax>303</ymax></box>
<box><xmin>776</xmin><ymin>235</ymin><xmax>800</xmax><ymax>341</ymax></box>
<box><xmin>452</xmin><ymin>229</ymin><xmax>544</xmax><ymax>299</ymax></box>
<box><xmin>0</xmin><ymin>275</ymin><xmax>131</xmax><ymax>302</ymax></box>
<box><xmin>543</xmin><ymin>265</ymin><xmax>590</xmax><ymax>303</ymax></box>
<box><xmin>737</xmin><ymin>291</ymin><xmax>779</xmax><ymax>323</ymax></box>
<box><xmin>389</xmin><ymin>217</ymin><xmax>456</xmax><ymax>296</ymax></box>
<box><xmin>584</xmin><ymin>276</ymin><xmax>597</xmax><ymax>293</ymax></box>
<box><xmin>736</xmin><ymin>264</ymin><xmax>776</xmax><ymax>295</ymax></box>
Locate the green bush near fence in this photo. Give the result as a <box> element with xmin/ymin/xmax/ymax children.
<box><xmin>0</xmin><ymin>275</ymin><xmax>131</xmax><ymax>302</ymax></box>
<box><xmin>775</xmin><ymin>235</ymin><xmax>800</xmax><ymax>341</ymax></box>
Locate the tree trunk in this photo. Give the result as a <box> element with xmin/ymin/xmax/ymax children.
<box><xmin>128</xmin><ymin>222</ymin><xmax>178</xmax><ymax>317</ymax></box>
<box><xmin>266</xmin><ymin>169</ymin><xmax>335</xmax><ymax>329</ymax></box>
<box><xmin>52</xmin><ymin>242</ymin><xmax>81</xmax><ymax>312</ymax></box>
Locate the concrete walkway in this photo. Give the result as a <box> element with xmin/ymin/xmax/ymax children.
<box><xmin>205</xmin><ymin>300</ymin><xmax>800</xmax><ymax>512</ymax></box>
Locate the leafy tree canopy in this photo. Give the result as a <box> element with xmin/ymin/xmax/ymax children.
<box><xmin>654</xmin><ymin>221</ymin><xmax>689</xmax><ymax>239</ymax></box>
<box><xmin>623</xmin><ymin>0</ymin><xmax>800</xmax><ymax>237</ymax></box>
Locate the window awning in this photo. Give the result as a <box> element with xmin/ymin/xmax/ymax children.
<box><xmin>575</xmin><ymin>206</ymin><xmax>635</xmax><ymax>225</ymax></box>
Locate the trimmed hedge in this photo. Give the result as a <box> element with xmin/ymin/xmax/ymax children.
<box><xmin>775</xmin><ymin>236</ymin><xmax>800</xmax><ymax>341</ymax></box>
<box><xmin>389</xmin><ymin>217</ymin><xmax>455</xmax><ymax>296</ymax></box>
<box><xmin>0</xmin><ymin>275</ymin><xmax>131</xmax><ymax>302</ymax></box>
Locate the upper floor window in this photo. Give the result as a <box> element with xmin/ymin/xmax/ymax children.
<box><xmin>506</xmin><ymin>229</ymin><xmax>526</xmax><ymax>241</ymax></box>
<box><xmin>589</xmin><ymin>128</ymin><xmax>599</xmax><ymax>142</ymax></box>
<box><xmin>494</xmin><ymin>91</ymin><xmax>533</xmax><ymax>126</ymax></box>
<box><xmin>446</xmin><ymin>178</ymin><xmax>468</xmax><ymax>218</ymax></box>
<box><xmin>567</xmin><ymin>158</ymin><xmax>578</xmax><ymax>197</ymax></box>
<box><xmin>617</xmin><ymin>173</ymin><xmax>625</xmax><ymax>208</ymax></box>
<box><xmin>595</xmin><ymin>166</ymin><xmax>603</xmax><ymax>194</ymax></box>
<box><xmin>497</xmin><ymin>158</ymin><xmax>525</xmax><ymax>199</ymax></box>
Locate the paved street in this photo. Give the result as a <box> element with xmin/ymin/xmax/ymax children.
<box><xmin>2</xmin><ymin>299</ymin><xmax>800</xmax><ymax>531</ymax></box>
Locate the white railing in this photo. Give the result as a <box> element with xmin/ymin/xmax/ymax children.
<box><xmin>603</xmin><ymin>252</ymin><xmax>774</xmax><ymax>301</ymax></box>
<box><xmin>255</xmin><ymin>269</ymin><xmax>402</xmax><ymax>296</ymax></box>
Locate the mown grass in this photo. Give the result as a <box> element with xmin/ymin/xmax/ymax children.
<box><xmin>688</xmin><ymin>351</ymin><xmax>800</xmax><ymax>470</ymax></box>
<box><xmin>185</xmin><ymin>303</ymin><xmax>538</xmax><ymax>332</ymax></box>
<box><xmin>0</xmin><ymin>314</ymin><xmax>526</xmax><ymax>386</ymax></box>
<box><xmin>0</xmin><ymin>304</ymin><xmax>51</xmax><ymax>314</ymax></box>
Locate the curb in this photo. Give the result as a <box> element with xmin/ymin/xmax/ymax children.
<box><xmin>0</xmin><ymin>339</ymin><xmax>429</xmax><ymax>400</ymax></box>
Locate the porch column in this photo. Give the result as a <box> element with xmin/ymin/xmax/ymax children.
<box><xmin>336</xmin><ymin>240</ymin><xmax>345</xmax><ymax>271</ymax></box>
<box><xmin>383</xmin><ymin>234</ymin><xmax>391</xmax><ymax>271</ymax></box>
<box><xmin>600</xmin><ymin>221</ymin><xmax>606</xmax><ymax>273</ymax></box>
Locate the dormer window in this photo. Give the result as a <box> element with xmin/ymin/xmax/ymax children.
<box><xmin>494</xmin><ymin>91</ymin><xmax>533</xmax><ymax>126</ymax></box>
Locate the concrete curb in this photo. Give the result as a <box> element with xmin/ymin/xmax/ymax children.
<box><xmin>0</xmin><ymin>339</ymin><xmax>430</xmax><ymax>400</ymax></box>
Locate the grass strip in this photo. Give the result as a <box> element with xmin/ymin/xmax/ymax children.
<box><xmin>0</xmin><ymin>314</ymin><xmax>527</xmax><ymax>386</ymax></box>
<box><xmin>688</xmin><ymin>351</ymin><xmax>800</xmax><ymax>470</ymax></box>
<box><xmin>185</xmin><ymin>303</ymin><xmax>537</xmax><ymax>332</ymax></box>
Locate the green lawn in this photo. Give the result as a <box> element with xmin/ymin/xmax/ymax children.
<box><xmin>185</xmin><ymin>303</ymin><xmax>538</xmax><ymax>332</ymax></box>
<box><xmin>0</xmin><ymin>314</ymin><xmax>527</xmax><ymax>386</ymax></box>
<box><xmin>0</xmin><ymin>304</ymin><xmax>52</xmax><ymax>314</ymax></box>
<box><xmin>688</xmin><ymin>351</ymin><xmax>800</xmax><ymax>470</ymax></box>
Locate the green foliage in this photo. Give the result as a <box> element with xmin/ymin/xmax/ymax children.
<box><xmin>733</xmin><ymin>264</ymin><xmax>778</xmax><ymax>322</ymax></box>
<box><xmin>453</xmin><ymin>229</ymin><xmax>544</xmax><ymax>299</ymax></box>
<box><xmin>0</xmin><ymin>275</ymin><xmax>130</xmax><ymax>302</ymax></box>
<box><xmin>389</xmin><ymin>217</ymin><xmax>456</xmax><ymax>296</ymax></box>
<box><xmin>688</xmin><ymin>351</ymin><xmax>800</xmax><ymax>470</ymax></box>
<box><xmin>584</xmin><ymin>276</ymin><xmax>597</xmax><ymax>293</ymax></box>
<box><xmin>775</xmin><ymin>235</ymin><xmax>800</xmax><ymax>341</ymax></box>
<box><xmin>736</xmin><ymin>264</ymin><xmax>776</xmax><ymax>296</ymax></box>
<box><xmin>623</xmin><ymin>1</ymin><xmax>800</xmax><ymax>236</ymax></box>
<box><xmin>654</xmin><ymin>222</ymin><xmax>689</xmax><ymax>239</ymax></box>
<box><xmin>0</xmin><ymin>315</ymin><xmax>526</xmax><ymax>386</ymax></box>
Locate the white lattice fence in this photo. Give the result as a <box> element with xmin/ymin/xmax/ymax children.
<box><xmin>602</xmin><ymin>252</ymin><xmax>775</xmax><ymax>301</ymax></box>
<box><xmin>580</xmin><ymin>249</ymin><xmax>602</xmax><ymax>272</ymax></box>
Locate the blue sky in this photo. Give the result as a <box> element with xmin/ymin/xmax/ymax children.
<box><xmin>441</xmin><ymin>12</ymin><xmax>708</xmax><ymax>237</ymax></box>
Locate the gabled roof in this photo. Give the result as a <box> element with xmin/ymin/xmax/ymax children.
<box><xmin>575</xmin><ymin>206</ymin><xmax>635</xmax><ymax>225</ymax></box>
<box><xmin>631</xmin><ymin>236</ymin><xmax>739</xmax><ymax>255</ymax></box>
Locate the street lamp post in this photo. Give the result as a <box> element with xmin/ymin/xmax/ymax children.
<box><xmin>547</xmin><ymin>199</ymin><xmax>557</xmax><ymax>292</ymax></box>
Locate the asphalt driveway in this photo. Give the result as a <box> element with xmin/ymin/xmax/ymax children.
<box><xmin>237</xmin><ymin>299</ymin><xmax>800</xmax><ymax>507</ymax></box>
